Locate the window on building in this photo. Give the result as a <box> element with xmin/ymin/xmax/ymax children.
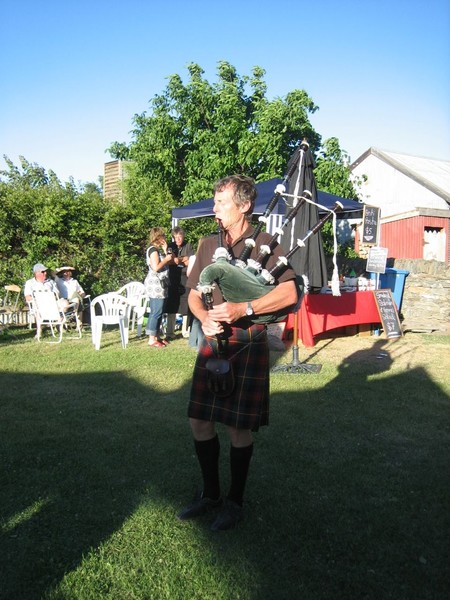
<box><xmin>423</xmin><ymin>227</ymin><xmax>445</xmax><ymax>261</ymax></box>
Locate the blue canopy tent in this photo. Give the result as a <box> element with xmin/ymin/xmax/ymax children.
<box><xmin>171</xmin><ymin>178</ymin><xmax>362</xmax><ymax>235</ymax></box>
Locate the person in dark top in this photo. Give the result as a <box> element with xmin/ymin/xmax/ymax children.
<box><xmin>177</xmin><ymin>175</ymin><xmax>298</xmax><ymax>531</ymax></box>
<box><xmin>164</xmin><ymin>227</ymin><xmax>194</xmax><ymax>340</ymax></box>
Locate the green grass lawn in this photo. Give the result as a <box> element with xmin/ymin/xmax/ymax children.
<box><xmin>1</xmin><ymin>326</ymin><xmax>449</xmax><ymax>599</ymax></box>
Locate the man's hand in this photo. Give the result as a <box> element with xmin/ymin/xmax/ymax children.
<box><xmin>208</xmin><ymin>302</ymin><xmax>245</xmax><ymax>324</ymax></box>
<box><xmin>201</xmin><ymin>311</ymin><xmax>225</xmax><ymax>336</ymax></box>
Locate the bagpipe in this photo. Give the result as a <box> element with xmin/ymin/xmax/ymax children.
<box><xmin>197</xmin><ymin>167</ymin><xmax>343</xmax><ymax>323</ymax></box>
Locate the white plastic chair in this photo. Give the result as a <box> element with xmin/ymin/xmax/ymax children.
<box><xmin>32</xmin><ymin>290</ymin><xmax>82</xmax><ymax>343</ymax></box>
<box><xmin>90</xmin><ymin>292</ymin><xmax>131</xmax><ymax>350</ymax></box>
<box><xmin>117</xmin><ymin>281</ymin><xmax>147</xmax><ymax>336</ymax></box>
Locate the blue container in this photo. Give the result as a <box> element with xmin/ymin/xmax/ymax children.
<box><xmin>370</xmin><ymin>268</ymin><xmax>409</xmax><ymax>311</ymax></box>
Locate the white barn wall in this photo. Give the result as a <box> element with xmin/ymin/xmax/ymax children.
<box><xmin>352</xmin><ymin>154</ymin><xmax>448</xmax><ymax>218</ymax></box>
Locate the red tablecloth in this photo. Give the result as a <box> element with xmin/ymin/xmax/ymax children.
<box><xmin>285</xmin><ymin>291</ymin><xmax>381</xmax><ymax>347</ymax></box>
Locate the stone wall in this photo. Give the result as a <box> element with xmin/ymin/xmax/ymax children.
<box><xmin>391</xmin><ymin>259</ymin><xmax>450</xmax><ymax>334</ymax></box>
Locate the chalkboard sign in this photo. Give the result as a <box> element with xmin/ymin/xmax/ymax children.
<box><xmin>362</xmin><ymin>205</ymin><xmax>380</xmax><ymax>244</ymax></box>
<box><xmin>373</xmin><ymin>289</ymin><xmax>403</xmax><ymax>339</ymax></box>
<box><xmin>366</xmin><ymin>246</ymin><xmax>388</xmax><ymax>274</ymax></box>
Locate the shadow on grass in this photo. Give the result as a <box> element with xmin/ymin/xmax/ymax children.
<box><xmin>0</xmin><ymin>369</ymin><xmax>193</xmax><ymax>599</ymax></box>
<box><xmin>0</xmin><ymin>337</ymin><xmax>449</xmax><ymax>599</ymax></box>
<box><xmin>255</xmin><ymin>339</ymin><xmax>449</xmax><ymax>598</ymax></box>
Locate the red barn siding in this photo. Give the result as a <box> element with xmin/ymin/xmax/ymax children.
<box><xmin>382</xmin><ymin>216</ymin><xmax>449</xmax><ymax>261</ymax></box>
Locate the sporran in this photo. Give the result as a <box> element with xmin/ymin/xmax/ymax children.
<box><xmin>205</xmin><ymin>357</ymin><xmax>235</xmax><ymax>397</ymax></box>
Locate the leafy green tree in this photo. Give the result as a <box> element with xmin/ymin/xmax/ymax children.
<box><xmin>315</xmin><ymin>137</ymin><xmax>359</xmax><ymax>199</ymax></box>
<box><xmin>0</xmin><ymin>156</ymin><xmax>170</xmax><ymax>297</ymax></box>
<box><xmin>109</xmin><ymin>63</ymin><xmax>363</xmax><ymax>252</ymax></box>
<box><xmin>1</xmin><ymin>158</ymin><xmax>117</xmax><ymax>296</ymax></box>
<box><xmin>107</xmin><ymin>142</ymin><xmax>130</xmax><ymax>162</ymax></box>
<box><xmin>109</xmin><ymin>61</ymin><xmax>322</xmax><ymax>240</ymax></box>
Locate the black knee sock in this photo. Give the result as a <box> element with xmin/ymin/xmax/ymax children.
<box><xmin>228</xmin><ymin>443</ymin><xmax>254</xmax><ymax>506</ymax></box>
<box><xmin>194</xmin><ymin>434</ymin><xmax>220</xmax><ymax>500</ymax></box>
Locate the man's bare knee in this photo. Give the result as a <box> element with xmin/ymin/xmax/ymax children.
<box><xmin>226</xmin><ymin>426</ymin><xmax>253</xmax><ymax>447</ymax></box>
<box><xmin>189</xmin><ymin>418</ymin><xmax>216</xmax><ymax>441</ymax></box>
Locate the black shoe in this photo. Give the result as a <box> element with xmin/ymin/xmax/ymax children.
<box><xmin>210</xmin><ymin>498</ymin><xmax>243</xmax><ymax>531</ymax></box>
<box><xmin>177</xmin><ymin>492</ymin><xmax>222</xmax><ymax>521</ymax></box>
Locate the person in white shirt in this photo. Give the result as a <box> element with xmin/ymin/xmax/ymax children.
<box><xmin>55</xmin><ymin>266</ymin><xmax>85</xmax><ymax>303</ymax></box>
<box><xmin>55</xmin><ymin>266</ymin><xmax>86</xmax><ymax>319</ymax></box>
<box><xmin>24</xmin><ymin>263</ymin><xmax>71</xmax><ymax>330</ymax></box>
<box><xmin>24</xmin><ymin>263</ymin><xmax>59</xmax><ymax>301</ymax></box>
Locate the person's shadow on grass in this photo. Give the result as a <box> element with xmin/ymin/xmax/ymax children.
<box><xmin>335</xmin><ymin>337</ymin><xmax>394</xmax><ymax>377</ymax></box>
<box><xmin>252</xmin><ymin>337</ymin><xmax>449</xmax><ymax>598</ymax></box>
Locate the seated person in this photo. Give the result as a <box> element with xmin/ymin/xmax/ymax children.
<box><xmin>24</xmin><ymin>263</ymin><xmax>59</xmax><ymax>301</ymax></box>
<box><xmin>24</xmin><ymin>262</ymin><xmax>71</xmax><ymax>317</ymax></box>
<box><xmin>55</xmin><ymin>266</ymin><xmax>86</xmax><ymax>312</ymax></box>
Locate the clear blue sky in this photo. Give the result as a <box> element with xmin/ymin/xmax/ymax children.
<box><xmin>1</xmin><ymin>0</ymin><xmax>449</xmax><ymax>185</ymax></box>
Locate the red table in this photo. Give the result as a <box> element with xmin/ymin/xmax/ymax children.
<box><xmin>285</xmin><ymin>291</ymin><xmax>381</xmax><ymax>347</ymax></box>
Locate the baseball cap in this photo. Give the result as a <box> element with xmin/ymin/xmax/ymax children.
<box><xmin>33</xmin><ymin>263</ymin><xmax>48</xmax><ymax>273</ymax></box>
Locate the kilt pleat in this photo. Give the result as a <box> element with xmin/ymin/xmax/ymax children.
<box><xmin>188</xmin><ymin>323</ymin><xmax>269</xmax><ymax>431</ymax></box>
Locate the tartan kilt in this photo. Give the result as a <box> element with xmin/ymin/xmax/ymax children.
<box><xmin>188</xmin><ymin>323</ymin><xmax>269</xmax><ymax>431</ymax></box>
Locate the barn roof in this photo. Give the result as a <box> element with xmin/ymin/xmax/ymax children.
<box><xmin>351</xmin><ymin>148</ymin><xmax>450</xmax><ymax>203</ymax></box>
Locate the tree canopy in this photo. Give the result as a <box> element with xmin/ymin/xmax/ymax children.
<box><xmin>110</xmin><ymin>62</ymin><xmax>321</xmax><ymax>202</ymax></box>
<box><xmin>315</xmin><ymin>137</ymin><xmax>359</xmax><ymax>199</ymax></box>
<box><xmin>109</xmin><ymin>61</ymin><xmax>360</xmax><ymax>242</ymax></box>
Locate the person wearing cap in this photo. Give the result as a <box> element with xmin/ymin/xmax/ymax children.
<box><xmin>24</xmin><ymin>263</ymin><xmax>59</xmax><ymax>302</ymax></box>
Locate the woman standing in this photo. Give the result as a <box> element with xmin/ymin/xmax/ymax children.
<box><xmin>144</xmin><ymin>227</ymin><xmax>174</xmax><ymax>348</ymax></box>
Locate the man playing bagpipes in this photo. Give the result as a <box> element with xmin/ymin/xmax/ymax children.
<box><xmin>177</xmin><ymin>174</ymin><xmax>298</xmax><ymax>531</ymax></box>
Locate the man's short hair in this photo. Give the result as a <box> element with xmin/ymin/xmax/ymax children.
<box><xmin>172</xmin><ymin>226</ymin><xmax>185</xmax><ymax>236</ymax></box>
<box><xmin>214</xmin><ymin>175</ymin><xmax>257</xmax><ymax>216</ymax></box>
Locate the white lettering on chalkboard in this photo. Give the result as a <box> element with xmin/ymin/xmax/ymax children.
<box><xmin>373</xmin><ymin>290</ymin><xmax>402</xmax><ymax>339</ymax></box>
<box><xmin>363</xmin><ymin>206</ymin><xmax>380</xmax><ymax>244</ymax></box>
